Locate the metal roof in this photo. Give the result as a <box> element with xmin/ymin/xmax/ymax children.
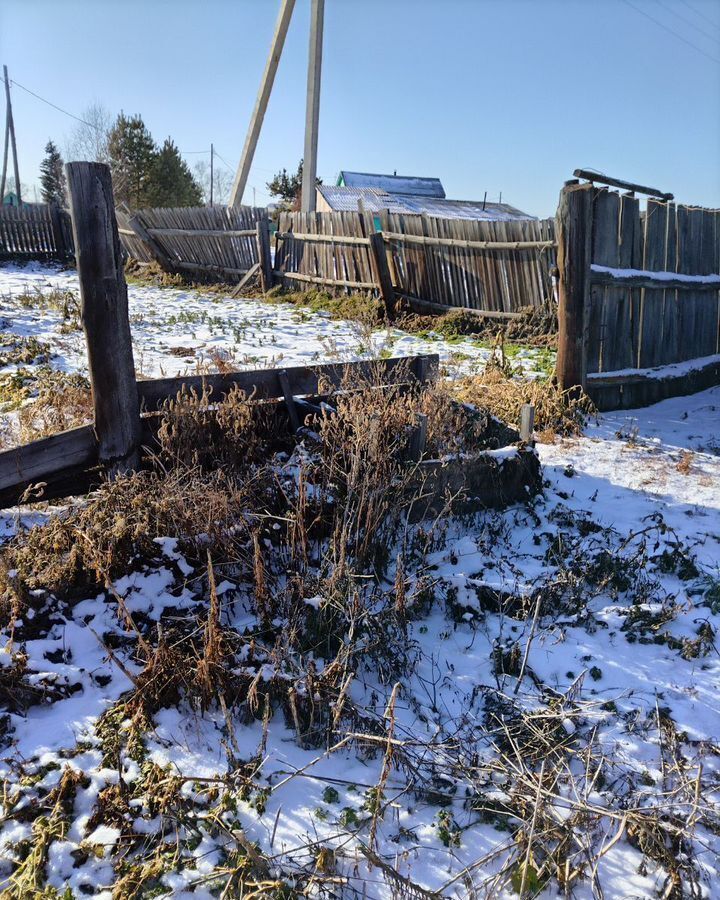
<box><xmin>317</xmin><ymin>185</ymin><xmax>534</xmax><ymax>221</ymax></box>
<box><xmin>338</xmin><ymin>171</ymin><xmax>446</xmax><ymax>199</ymax></box>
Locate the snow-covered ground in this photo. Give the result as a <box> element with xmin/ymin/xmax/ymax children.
<box><xmin>0</xmin><ymin>262</ymin><xmax>550</xmax><ymax>387</ymax></box>
<box><xmin>0</xmin><ymin>263</ymin><xmax>718</xmax><ymax>897</ymax></box>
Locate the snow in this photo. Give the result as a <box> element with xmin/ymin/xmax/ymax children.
<box><xmin>588</xmin><ymin>352</ymin><xmax>720</xmax><ymax>381</ymax></box>
<box><xmin>591</xmin><ymin>263</ymin><xmax>720</xmax><ymax>285</ymax></box>
<box><xmin>0</xmin><ymin>263</ymin><xmax>719</xmax><ymax>897</ymax></box>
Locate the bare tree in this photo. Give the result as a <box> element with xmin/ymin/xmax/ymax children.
<box><xmin>193</xmin><ymin>159</ymin><xmax>232</xmax><ymax>206</ymax></box>
<box><xmin>65</xmin><ymin>102</ymin><xmax>114</xmax><ymax>163</ymax></box>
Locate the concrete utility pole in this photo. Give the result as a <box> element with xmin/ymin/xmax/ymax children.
<box><xmin>229</xmin><ymin>0</ymin><xmax>296</xmax><ymax>208</ymax></box>
<box><xmin>300</xmin><ymin>0</ymin><xmax>324</xmax><ymax>213</ymax></box>
<box><xmin>2</xmin><ymin>65</ymin><xmax>22</xmax><ymax>203</ymax></box>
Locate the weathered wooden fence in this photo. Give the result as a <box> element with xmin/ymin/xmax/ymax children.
<box><xmin>0</xmin><ymin>203</ymin><xmax>74</xmax><ymax>260</ymax></box>
<box><xmin>380</xmin><ymin>213</ymin><xmax>556</xmax><ymax>317</ymax></box>
<box><xmin>556</xmin><ymin>175</ymin><xmax>720</xmax><ymax>409</ymax></box>
<box><xmin>121</xmin><ymin>205</ymin><xmax>267</xmax><ymax>281</ymax></box>
<box><xmin>272</xmin><ymin>210</ymin><xmax>557</xmax><ymax>318</ymax></box>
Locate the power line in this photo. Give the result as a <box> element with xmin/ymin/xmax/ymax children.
<box><xmin>4</xmin><ymin>76</ymin><xmax>104</xmax><ymax>130</ymax></box>
<box><xmin>656</xmin><ymin>0</ymin><xmax>720</xmax><ymax>41</ymax></box>
<box><xmin>623</xmin><ymin>0</ymin><xmax>720</xmax><ymax>63</ymax></box>
<box><xmin>681</xmin><ymin>0</ymin><xmax>720</xmax><ymax>30</ymax></box>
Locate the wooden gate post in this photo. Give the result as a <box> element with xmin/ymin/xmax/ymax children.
<box><xmin>65</xmin><ymin>162</ymin><xmax>141</xmax><ymax>476</ymax></box>
<box><xmin>369</xmin><ymin>232</ymin><xmax>396</xmax><ymax>320</ymax></box>
<box><xmin>48</xmin><ymin>203</ymin><xmax>68</xmax><ymax>259</ymax></box>
<box><xmin>256</xmin><ymin>217</ymin><xmax>273</xmax><ymax>292</ymax></box>
<box><xmin>555</xmin><ymin>182</ymin><xmax>594</xmax><ymax>392</ymax></box>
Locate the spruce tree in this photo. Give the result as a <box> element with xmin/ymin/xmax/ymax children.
<box><xmin>146</xmin><ymin>139</ymin><xmax>203</xmax><ymax>207</ymax></box>
<box><xmin>39</xmin><ymin>140</ymin><xmax>67</xmax><ymax>206</ymax></box>
<box><xmin>266</xmin><ymin>159</ymin><xmax>321</xmax><ymax>209</ymax></box>
<box><xmin>107</xmin><ymin>113</ymin><xmax>157</xmax><ymax>208</ymax></box>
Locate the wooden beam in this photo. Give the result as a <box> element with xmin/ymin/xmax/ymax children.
<box><xmin>369</xmin><ymin>231</ymin><xmax>396</xmax><ymax>319</ymax></box>
<box><xmin>589</xmin><ymin>270</ymin><xmax>720</xmax><ymax>292</ymax></box>
<box><xmin>278</xmin><ymin>369</ymin><xmax>301</xmax><ymax>432</ymax></box>
<box><xmin>398</xmin><ymin>293</ymin><xmax>521</xmax><ymax>320</ymax></box>
<box><xmin>555</xmin><ymin>183</ymin><xmax>594</xmax><ymax>392</ymax></box>
<box><xmin>229</xmin><ymin>0</ymin><xmax>296</xmax><ymax>207</ymax></box>
<box><xmin>256</xmin><ymin>218</ymin><xmax>273</xmax><ymax>291</ymax></box>
<box><xmin>383</xmin><ymin>232</ymin><xmax>556</xmax><ymax>251</ymax></box>
<box><xmin>300</xmin><ymin>0</ymin><xmax>324</xmax><ymax>212</ymax></box>
<box><xmin>126</xmin><ymin>213</ymin><xmax>175</xmax><ymax>271</ymax></box>
<box><xmin>146</xmin><ymin>227</ymin><xmax>257</xmax><ymax>239</ymax></box>
<box><xmin>276</xmin><ymin>231</ymin><xmax>370</xmax><ymax>246</ymax></box>
<box><xmin>0</xmin><ymin>424</ymin><xmax>97</xmax><ymax>494</ymax></box>
<box><xmin>66</xmin><ymin>161</ymin><xmax>142</xmax><ymax>476</ymax></box>
<box><xmin>137</xmin><ymin>354</ymin><xmax>439</xmax><ymax>411</ymax></box>
<box><xmin>573</xmin><ymin>168</ymin><xmax>673</xmax><ymax>201</ymax></box>
<box><xmin>231</xmin><ymin>262</ymin><xmax>261</xmax><ymax>297</ymax></box>
<box><xmin>273</xmin><ymin>270</ymin><xmax>376</xmax><ymax>290</ymax></box>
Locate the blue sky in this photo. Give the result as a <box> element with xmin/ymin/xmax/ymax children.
<box><xmin>1</xmin><ymin>0</ymin><xmax>719</xmax><ymax>217</ymax></box>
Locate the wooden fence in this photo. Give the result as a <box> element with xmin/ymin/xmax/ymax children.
<box><xmin>123</xmin><ymin>205</ymin><xmax>267</xmax><ymax>281</ymax></box>
<box><xmin>273</xmin><ymin>210</ymin><xmax>557</xmax><ymax>318</ymax></box>
<box><xmin>556</xmin><ymin>176</ymin><xmax>720</xmax><ymax>409</ymax></box>
<box><xmin>0</xmin><ymin>203</ymin><xmax>74</xmax><ymax>260</ymax></box>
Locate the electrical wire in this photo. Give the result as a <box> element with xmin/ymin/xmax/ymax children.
<box><xmin>656</xmin><ymin>0</ymin><xmax>720</xmax><ymax>40</ymax></box>
<box><xmin>680</xmin><ymin>0</ymin><xmax>720</xmax><ymax>30</ymax></box>
<box><xmin>4</xmin><ymin>76</ymin><xmax>105</xmax><ymax>130</ymax></box>
<box><xmin>623</xmin><ymin>0</ymin><xmax>720</xmax><ymax>63</ymax></box>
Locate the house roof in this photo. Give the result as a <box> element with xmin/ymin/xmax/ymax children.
<box><xmin>338</xmin><ymin>171</ymin><xmax>446</xmax><ymax>199</ymax></box>
<box><xmin>317</xmin><ymin>185</ymin><xmax>534</xmax><ymax>222</ymax></box>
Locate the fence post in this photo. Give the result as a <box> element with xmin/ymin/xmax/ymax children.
<box><xmin>65</xmin><ymin>162</ymin><xmax>142</xmax><ymax>477</ymax></box>
<box><xmin>369</xmin><ymin>231</ymin><xmax>396</xmax><ymax>320</ymax></box>
<box><xmin>48</xmin><ymin>203</ymin><xmax>68</xmax><ymax>259</ymax></box>
<box><xmin>555</xmin><ymin>182</ymin><xmax>594</xmax><ymax>392</ymax></box>
<box><xmin>256</xmin><ymin>217</ymin><xmax>273</xmax><ymax>292</ymax></box>
<box><xmin>126</xmin><ymin>212</ymin><xmax>175</xmax><ymax>272</ymax></box>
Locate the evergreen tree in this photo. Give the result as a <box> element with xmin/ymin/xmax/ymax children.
<box><xmin>39</xmin><ymin>140</ymin><xmax>67</xmax><ymax>206</ymax></box>
<box><xmin>107</xmin><ymin>113</ymin><xmax>157</xmax><ymax>208</ymax></box>
<box><xmin>146</xmin><ymin>139</ymin><xmax>203</xmax><ymax>207</ymax></box>
<box><xmin>267</xmin><ymin>159</ymin><xmax>321</xmax><ymax>208</ymax></box>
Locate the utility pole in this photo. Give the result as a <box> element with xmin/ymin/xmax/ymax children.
<box><xmin>209</xmin><ymin>143</ymin><xmax>214</xmax><ymax>206</ymax></box>
<box><xmin>229</xmin><ymin>0</ymin><xmax>296</xmax><ymax>208</ymax></box>
<box><xmin>2</xmin><ymin>65</ymin><xmax>22</xmax><ymax>204</ymax></box>
<box><xmin>300</xmin><ymin>0</ymin><xmax>324</xmax><ymax>213</ymax></box>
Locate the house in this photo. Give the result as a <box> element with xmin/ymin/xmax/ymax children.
<box><xmin>317</xmin><ymin>171</ymin><xmax>533</xmax><ymax>221</ymax></box>
<box><xmin>2</xmin><ymin>191</ymin><xmax>25</xmax><ymax>208</ymax></box>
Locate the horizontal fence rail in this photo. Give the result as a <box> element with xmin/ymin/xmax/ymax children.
<box><xmin>0</xmin><ymin>354</ymin><xmax>439</xmax><ymax>508</ymax></box>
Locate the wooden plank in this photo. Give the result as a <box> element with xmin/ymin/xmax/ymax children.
<box><xmin>66</xmin><ymin>162</ymin><xmax>142</xmax><ymax>476</ymax></box>
<box><xmin>272</xmin><ymin>270</ymin><xmax>376</xmax><ymax>290</ymax></box>
<box><xmin>397</xmin><ymin>293</ymin><xmax>521</xmax><ymax>319</ymax></box>
<box><xmin>0</xmin><ymin>424</ymin><xmax>97</xmax><ymax>493</ymax></box>
<box><xmin>382</xmin><ymin>231</ymin><xmax>556</xmax><ymax>251</ymax></box>
<box><xmin>573</xmin><ymin>168</ymin><xmax>673</xmax><ymax>200</ymax></box>
<box><xmin>256</xmin><ymin>218</ymin><xmax>273</xmax><ymax>292</ymax></box>
<box><xmin>369</xmin><ymin>232</ymin><xmax>395</xmax><ymax>319</ymax></box>
<box><xmin>588</xmin><ymin>270</ymin><xmax>720</xmax><ymax>291</ymax></box>
<box><xmin>137</xmin><ymin>354</ymin><xmax>439</xmax><ymax>410</ymax></box>
<box><xmin>146</xmin><ymin>227</ymin><xmax>257</xmax><ymax>238</ymax></box>
<box><xmin>276</xmin><ymin>231</ymin><xmax>370</xmax><ymax>246</ymax></box>
<box><xmin>555</xmin><ymin>183</ymin><xmax>594</xmax><ymax>390</ymax></box>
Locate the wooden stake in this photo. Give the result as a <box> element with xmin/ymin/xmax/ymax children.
<box><xmin>519</xmin><ymin>404</ymin><xmax>535</xmax><ymax>443</ymax></box>
<box><xmin>66</xmin><ymin>162</ymin><xmax>141</xmax><ymax>476</ymax></box>
<box><xmin>555</xmin><ymin>183</ymin><xmax>594</xmax><ymax>392</ymax></box>
<box><xmin>300</xmin><ymin>0</ymin><xmax>325</xmax><ymax>213</ymax></box>
<box><xmin>229</xmin><ymin>0</ymin><xmax>296</xmax><ymax>208</ymax></box>
<box><xmin>369</xmin><ymin>231</ymin><xmax>396</xmax><ymax>320</ymax></box>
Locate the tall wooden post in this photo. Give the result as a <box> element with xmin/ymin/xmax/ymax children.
<box><xmin>229</xmin><ymin>0</ymin><xmax>296</xmax><ymax>208</ymax></box>
<box><xmin>2</xmin><ymin>66</ymin><xmax>21</xmax><ymax>203</ymax></box>
<box><xmin>256</xmin><ymin>217</ymin><xmax>273</xmax><ymax>292</ymax></box>
<box><xmin>555</xmin><ymin>182</ymin><xmax>594</xmax><ymax>392</ymax></box>
<box><xmin>300</xmin><ymin>0</ymin><xmax>325</xmax><ymax>213</ymax></box>
<box><xmin>66</xmin><ymin>162</ymin><xmax>141</xmax><ymax>476</ymax></box>
<box><xmin>369</xmin><ymin>232</ymin><xmax>396</xmax><ymax>320</ymax></box>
